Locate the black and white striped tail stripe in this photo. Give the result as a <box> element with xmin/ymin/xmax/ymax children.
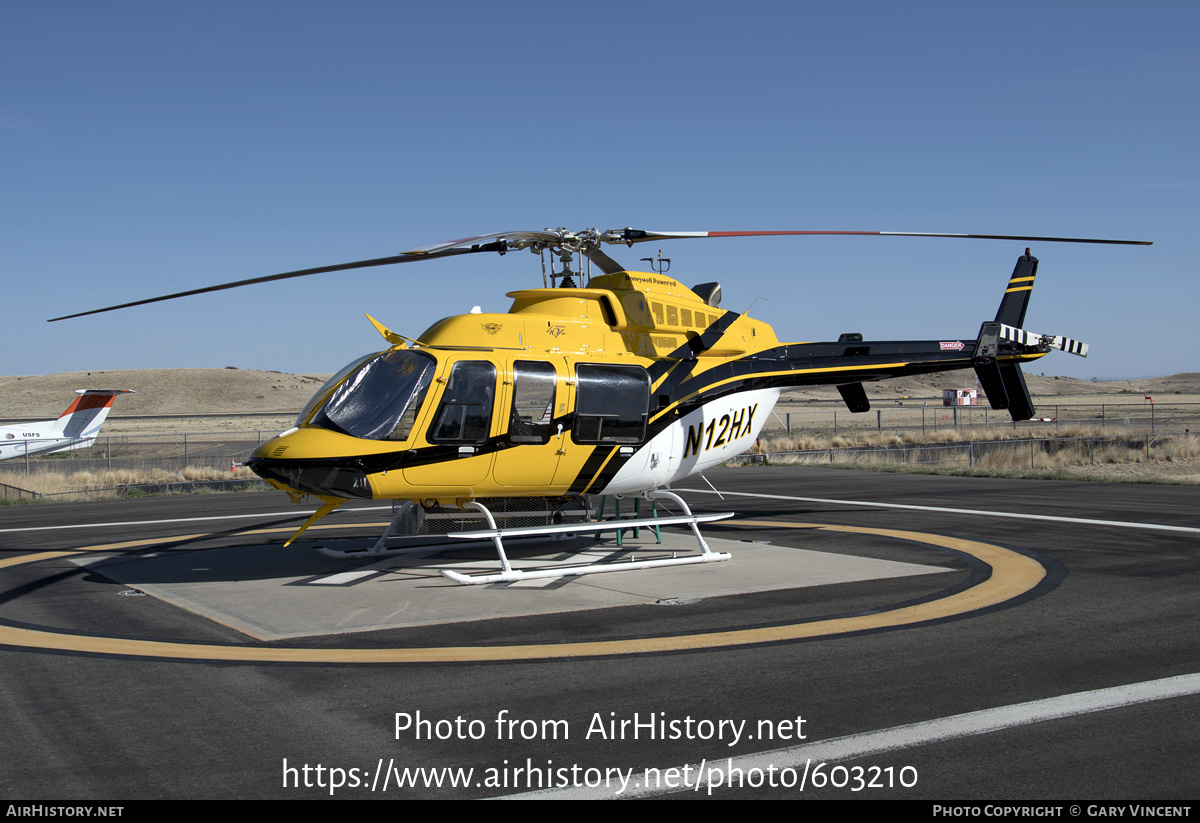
<box><xmin>999</xmin><ymin>324</ymin><xmax>1089</xmax><ymax>358</ymax></box>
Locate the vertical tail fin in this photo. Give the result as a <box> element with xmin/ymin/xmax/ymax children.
<box><xmin>973</xmin><ymin>254</ymin><xmax>1040</xmax><ymax>422</ymax></box>
<box><xmin>52</xmin><ymin>390</ymin><xmax>134</xmax><ymax>438</ymax></box>
<box><xmin>994</xmin><ymin>253</ymin><xmax>1038</xmax><ymax>328</ymax></box>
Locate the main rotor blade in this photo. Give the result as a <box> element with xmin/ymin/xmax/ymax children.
<box><xmin>606</xmin><ymin>229</ymin><xmax>1153</xmax><ymax>246</ymax></box>
<box><xmin>402</xmin><ymin>229</ymin><xmax>563</xmax><ymax>255</ymax></box>
<box><xmin>50</xmin><ymin>224</ymin><xmax>1152</xmax><ymax>322</ymax></box>
<box><xmin>47</xmin><ymin>243</ymin><xmax>502</xmax><ymax>322</ymax></box>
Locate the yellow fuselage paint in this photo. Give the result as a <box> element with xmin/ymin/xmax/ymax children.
<box><xmin>252</xmin><ymin>271</ymin><xmax>769</xmax><ymax>503</ymax></box>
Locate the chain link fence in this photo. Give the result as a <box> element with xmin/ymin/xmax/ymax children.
<box><xmin>0</xmin><ymin>430</ymin><xmax>273</xmax><ymax>476</ymax></box>
<box><xmin>761</xmin><ymin>401</ymin><xmax>1200</xmax><ymax>437</ymax></box>
<box><xmin>2</xmin><ymin>411</ymin><xmax>1196</xmax><ymax>500</ymax></box>
<box><xmin>0</xmin><ymin>430</ymin><xmax>274</xmax><ymax>499</ymax></box>
<box><xmin>736</xmin><ymin>432</ymin><xmax>1190</xmax><ymax>471</ymax></box>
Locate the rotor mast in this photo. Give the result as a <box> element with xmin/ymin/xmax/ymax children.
<box><xmin>535</xmin><ymin>228</ymin><xmax>599</xmax><ymax>289</ymax></box>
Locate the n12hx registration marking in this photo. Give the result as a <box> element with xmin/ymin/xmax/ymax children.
<box><xmin>683</xmin><ymin>404</ymin><xmax>758</xmax><ymax>459</ymax></box>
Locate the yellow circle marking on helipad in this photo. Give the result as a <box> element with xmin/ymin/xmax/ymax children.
<box><xmin>0</xmin><ymin>520</ymin><xmax>1044</xmax><ymax>663</ymax></box>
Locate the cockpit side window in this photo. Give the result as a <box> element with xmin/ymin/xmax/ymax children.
<box><xmin>428</xmin><ymin>361</ymin><xmax>497</xmax><ymax>445</ymax></box>
<box><xmin>508</xmin><ymin>361</ymin><xmax>557</xmax><ymax>445</ymax></box>
<box><xmin>313</xmin><ymin>350</ymin><xmax>436</xmax><ymax>441</ymax></box>
<box><xmin>572</xmin><ymin>364</ymin><xmax>650</xmax><ymax>444</ymax></box>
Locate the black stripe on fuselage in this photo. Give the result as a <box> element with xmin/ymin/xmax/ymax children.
<box><xmin>647</xmin><ymin>310</ymin><xmax>741</xmax><ymax>384</ymax></box>
<box><xmin>568</xmin><ymin>445</ymin><xmax>617</xmax><ymax>495</ymax></box>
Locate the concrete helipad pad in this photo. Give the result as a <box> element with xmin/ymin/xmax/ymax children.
<box><xmin>75</xmin><ymin>530</ymin><xmax>953</xmax><ymax>641</ymax></box>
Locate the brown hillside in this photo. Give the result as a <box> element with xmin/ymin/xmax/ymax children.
<box><xmin>1</xmin><ymin>368</ymin><xmax>1197</xmax><ymax>421</ymax></box>
<box><xmin>0</xmin><ymin>369</ymin><xmax>332</xmax><ymax>419</ymax></box>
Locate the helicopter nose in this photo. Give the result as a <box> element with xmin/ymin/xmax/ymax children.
<box><xmin>246</xmin><ymin>428</ymin><xmax>375</xmax><ymax>498</ymax></box>
<box><xmin>248</xmin><ymin>459</ymin><xmax>373</xmax><ymax>498</ymax></box>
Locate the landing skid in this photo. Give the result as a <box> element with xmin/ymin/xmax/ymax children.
<box><xmin>316</xmin><ymin>491</ymin><xmax>734</xmax><ymax>584</ymax></box>
<box><xmin>442</xmin><ymin>490</ymin><xmax>733</xmax><ymax>585</ymax></box>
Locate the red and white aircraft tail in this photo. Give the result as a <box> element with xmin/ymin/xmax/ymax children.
<box><xmin>0</xmin><ymin>390</ymin><xmax>135</xmax><ymax>461</ymax></box>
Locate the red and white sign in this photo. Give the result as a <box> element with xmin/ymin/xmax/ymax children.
<box><xmin>939</xmin><ymin>341</ymin><xmax>965</xmax><ymax>351</ymax></box>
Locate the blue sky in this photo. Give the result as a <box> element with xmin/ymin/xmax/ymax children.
<box><xmin>2</xmin><ymin>1</ymin><xmax>1194</xmax><ymax>380</ymax></box>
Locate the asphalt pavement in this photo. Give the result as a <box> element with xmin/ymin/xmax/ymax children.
<box><xmin>0</xmin><ymin>467</ymin><xmax>1196</xmax><ymax>800</ymax></box>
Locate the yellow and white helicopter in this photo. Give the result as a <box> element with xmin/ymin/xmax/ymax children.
<box><xmin>52</xmin><ymin>228</ymin><xmax>1149</xmax><ymax>584</ymax></box>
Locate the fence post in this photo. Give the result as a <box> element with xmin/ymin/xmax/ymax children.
<box><xmin>833</xmin><ymin>411</ymin><xmax>837</xmax><ymax>435</ymax></box>
<box><xmin>107</xmin><ymin>435</ymin><xmax>111</xmax><ymax>471</ymax></box>
<box><xmin>876</xmin><ymin>410</ymin><xmax>881</xmax><ymax>432</ymax></box>
<box><xmin>969</xmin><ymin>441</ymin><xmax>973</xmax><ymax>467</ymax></box>
<box><xmin>184</xmin><ymin>433</ymin><xmax>188</xmax><ymax>468</ymax></box>
<box><xmin>786</xmin><ymin>413</ymin><xmax>791</xmax><ymax>434</ymax></box>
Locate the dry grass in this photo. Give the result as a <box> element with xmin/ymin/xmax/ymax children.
<box><xmin>752</xmin><ymin>431</ymin><xmax>1200</xmax><ymax>484</ymax></box>
<box><xmin>0</xmin><ymin>464</ymin><xmax>261</xmax><ymax>502</ymax></box>
<box><xmin>760</xmin><ymin>425</ymin><xmax>1119</xmax><ymax>452</ymax></box>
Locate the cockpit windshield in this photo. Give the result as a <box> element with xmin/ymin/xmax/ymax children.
<box><xmin>311</xmin><ymin>350</ymin><xmax>436</xmax><ymax>441</ymax></box>
<box><xmin>294</xmin><ymin>351</ymin><xmax>379</xmax><ymax>426</ymax></box>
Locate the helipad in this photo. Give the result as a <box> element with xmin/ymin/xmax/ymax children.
<box><xmin>71</xmin><ymin>529</ymin><xmax>954</xmax><ymax>640</ymax></box>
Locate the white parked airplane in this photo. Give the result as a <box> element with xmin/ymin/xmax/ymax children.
<box><xmin>0</xmin><ymin>390</ymin><xmax>134</xmax><ymax>461</ymax></box>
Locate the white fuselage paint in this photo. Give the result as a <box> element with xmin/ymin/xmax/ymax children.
<box><xmin>602</xmin><ymin>387</ymin><xmax>780</xmax><ymax>494</ymax></box>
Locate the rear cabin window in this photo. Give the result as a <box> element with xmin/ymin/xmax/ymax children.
<box><xmin>572</xmin><ymin>364</ymin><xmax>650</xmax><ymax>444</ymax></box>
